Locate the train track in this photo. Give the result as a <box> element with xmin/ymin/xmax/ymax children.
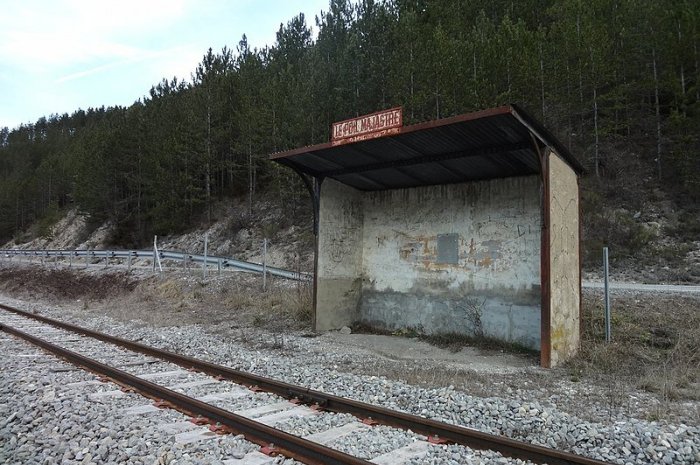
<box><xmin>0</xmin><ymin>303</ymin><xmax>609</xmax><ymax>465</ymax></box>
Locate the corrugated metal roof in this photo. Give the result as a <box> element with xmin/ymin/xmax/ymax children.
<box><xmin>270</xmin><ymin>104</ymin><xmax>582</xmax><ymax>191</ymax></box>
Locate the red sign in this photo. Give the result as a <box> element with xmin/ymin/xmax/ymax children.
<box><xmin>331</xmin><ymin>107</ymin><xmax>403</xmax><ymax>146</ymax></box>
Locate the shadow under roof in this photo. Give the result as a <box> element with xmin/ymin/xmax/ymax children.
<box><xmin>270</xmin><ymin>104</ymin><xmax>583</xmax><ymax>191</ymax></box>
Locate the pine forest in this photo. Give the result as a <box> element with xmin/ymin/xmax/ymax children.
<box><xmin>1</xmin><ymin>0</ymin><xmax>698</xmax><ymax>266</ymax></box>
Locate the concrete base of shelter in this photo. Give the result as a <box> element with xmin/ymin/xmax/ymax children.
<box><xmin>359</xmin><ymin>290</ymin><xmax>540</xmax><ymax>350</ymax></box>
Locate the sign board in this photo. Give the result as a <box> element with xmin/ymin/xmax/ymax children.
<box><xmin>331</xmin><ymin>107</ymin><xmax>403</xmax><ymax>146</ymax></box>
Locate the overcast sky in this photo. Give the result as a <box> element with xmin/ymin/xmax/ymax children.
<box><xmin>0</xmin><ymin>0</ymin><xmax>330</xmax><ymax>130</ymax></box>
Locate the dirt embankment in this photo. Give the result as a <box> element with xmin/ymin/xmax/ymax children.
<box><xmin>0</xmin><ymin>267</ymin><xmax>137</xmax><ymax>301</ymax></box>
<box><xmin>3</xmin><ymin>196</ymin><xmax>316</xmax><ymax>275</ymax></box>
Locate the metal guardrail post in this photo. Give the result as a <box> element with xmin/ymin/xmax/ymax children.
<box><xmin>262</xmin><ymin>238</ymin><xmax>268</xmax><ymax>291</ymax></box>
<box><xmin>603</xmin><ymin>247</ymin><xmax>611</xmax><ymax>342</ymax></box>
<box><xmin>203</xmin><ymin>233</ymin><xmax>208</xmax><ymax>279</ymax></box>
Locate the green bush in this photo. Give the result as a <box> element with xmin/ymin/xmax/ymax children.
<box><xmin>582</xmin><ymin>207</ymin><xmax>655</xmax><ymax>266</ymax></box>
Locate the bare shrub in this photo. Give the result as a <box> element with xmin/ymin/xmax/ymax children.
<box><xmin>461</xmin><ymin>297</ymin><xmax>485</xmax><ymax>338</ymax></box>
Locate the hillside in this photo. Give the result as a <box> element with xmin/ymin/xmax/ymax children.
<box><xmin>0</xmin><ymin>0</ymin><xmax>698</xmax><ymax>280</ymax></box>
<box><xmin>2</xmin><ymin>195</ymin><xmax>316</xmax><ymax>273</ymax></box>
<box><xmin>3</xmin><ymin>189</ymin><xmax>698</xmax><ymax>285</ymax></box>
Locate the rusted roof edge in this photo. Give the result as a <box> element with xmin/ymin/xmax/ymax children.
<box><xmin>268</xmin><ymin>105</ymin><xmax>513</xmax><ymax>161</ymax></box>
<box><xmin>509</xmin><ymin>104</ymin><xmax>585</xmax><ymax>175</ymax></box>
<box><xmin>270</xmin><ymin>104</ymin><xmax>585</xmax><ymax>175</ymax></box>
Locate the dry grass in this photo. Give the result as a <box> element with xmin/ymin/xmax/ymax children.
<box><xmin>117</xmin><ymin>273</ymin><xmax>314</xmax><ymax>331</ymax></box>
<box><xmin>0</xmin><ymin>264</ymin><xmax>313</xmax><ymax>332</ymax></box>
<box><xmin>0</xmin><ymin>266</ymin><xmax>137</xmax><ymax>301</ymax></box>
<box><xmin>568</xmin><ymin>290</ymin><xmax>700</xmax><ymax>406</ymax></box>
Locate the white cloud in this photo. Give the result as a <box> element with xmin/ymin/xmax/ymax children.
<box><xmin>0</xmin><ymin>0</ymin><xmax>192</xmax><ymax>71</ymax></box>
<box><xmin>0</xmin><ymin>0</ymin><xmax>331</xmax><ymax>129</ymax></box>
<box><xmin>54</xmin><ymin>45</ymin><xmax>200</xmax><ymax>84</ymax></box>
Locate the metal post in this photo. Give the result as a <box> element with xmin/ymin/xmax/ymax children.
<box><xmin>262</xmin><ymin>238</ymin><xmax>268</xmax><ymax>291</ymax></box>
<box><xmin>603</xmin><ymin>247</ymin><xmax>611</xmax><ymax>342</ymax></box>
<box><xmin>153</xmin><ymin>236</ymin><xmax>163</xmax><ymax>274</ymax></box>
<box><xmin>217</xmin><ymin>258</ymin><xmax>222</xmax><ymax>276</ymax></box>
<box><xmin>85</xmin><ymin>250</ymin><xmax>89</xmax><ymax>269</ymax></box>
<box><xmin>69</xmin><ymin>251</ymin><xmax>73</xmax><ymax>268</ymax></box>
<box><xmin>127</xmin><ymin>251</ymin><xmax>132</xmax><ymax>272</ymax></box>
<box><xmin>203</xmin><ymin>233</ymin><xmax>208</xmax><ymax>279</ymax></box>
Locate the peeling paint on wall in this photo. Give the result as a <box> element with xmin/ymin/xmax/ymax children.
<box><xmin>362</xmin><ymin>176</ymin><xmax>541</xmax><ymax>296</ymax></box>
<box><xmin>315</xmin><ymin>175</ymin><xmax>547</xmax><ymax>350</ymax></box>
<box><xmin>360</xmin><ymin>176</ymin><xmax>542</xmax><ymax>348</ymax></box>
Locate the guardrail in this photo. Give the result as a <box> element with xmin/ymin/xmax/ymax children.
<box><xmin>0</xmin><ymin>248</ymin><xmax>310</xmax><ymax>281</ymax></box>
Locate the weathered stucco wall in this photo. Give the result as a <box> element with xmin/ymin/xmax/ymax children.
<box><xmin>316</xmin><ymin>179</ymin><xmax>364</xmax><ymax>330</ymax></box>
<box><xmin>547</xmin><ymin>152</ymin><xmax>581</xmax><ymax>365</ymax></box>
<box><xmin>359</xmin><ymin>176</ymin><xmax>542</xmax><ymax>349</ymax></box>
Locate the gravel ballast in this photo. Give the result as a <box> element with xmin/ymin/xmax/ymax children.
<box><xmin>1</xmin><ymin>294</ymin><xmax>698</xmax><ymax>465</ymax></box>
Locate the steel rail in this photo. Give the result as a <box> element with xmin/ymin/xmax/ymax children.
<box><xmin>0</xmin><ymin>303</ymin><xmax>610</xmax><ymax>465</ymax></box>
<box><xmin>0</xmin><ymin>321</ymin><xmax>370</xmax><ymax>465</ymax></box>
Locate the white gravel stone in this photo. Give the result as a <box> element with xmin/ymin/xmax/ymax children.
<box><xmin>1</xmin><ymin>296</ymin><xmax>698</xmax><ymax>465</ymax></box>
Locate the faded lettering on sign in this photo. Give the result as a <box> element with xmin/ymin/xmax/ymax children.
<box><xmin>331</xmin><ymin>107</ymin><xmax>402</xmax><ymax>146</ymax></box>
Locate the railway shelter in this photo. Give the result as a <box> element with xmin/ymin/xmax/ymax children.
<box><xmin>271</xmin><ymin>105</ymin><xmax>583</xmax><ymax>367</ymax></box>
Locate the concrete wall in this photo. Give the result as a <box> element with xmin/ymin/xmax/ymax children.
<box><xmin>316</xmin><ymin>179</ymin><xmax>364</xmax><ymax>330</ymax></box>
<box><xmin>315</xmin><ymin>175</ymin><xmax>543</xmax><ymax>349</ymax></box>
<box><xmin>547</xmin><ymin>151</ymin><xmax>581</xmax><ymax>365</ymax></box>
<box><xmin>359</xmin><ymin>177</ymin><xmax>542</xmax><ymax>349</ymax></box>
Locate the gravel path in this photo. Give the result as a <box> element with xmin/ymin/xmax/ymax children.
<box><xmin>1</xmin><ymin>295</ymin><xmax>698</xmax><ymax>465</ymax></box>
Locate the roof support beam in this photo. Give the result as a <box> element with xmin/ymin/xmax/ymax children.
<box><xmin>319</xmin><ymin>141</ymin><xmax>532</xmax><ymax>177</ymax></box>
<box><xmin>338</xmin><ymin>144</ymin><xmax>432</xmax><ymax>185</ymax></box>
